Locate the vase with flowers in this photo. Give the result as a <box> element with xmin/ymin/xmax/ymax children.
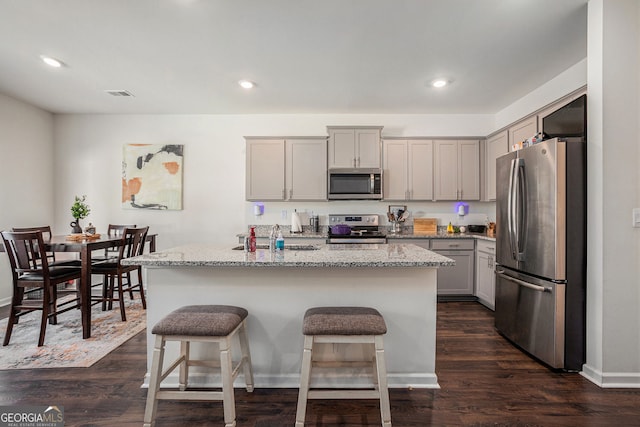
<box><xmin>70</xmin><ymin>195</ymin><xmax>91</xmax><ymax>234</ymax></box>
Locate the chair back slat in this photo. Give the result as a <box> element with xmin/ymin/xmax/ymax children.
<box><xmin>1</xmin><ymin>230</ymin><xmax>49</xmax><ymax>278</ymax></box>
<box><xmin>11</xmin><ymin>226</ymin><xmax>54</xmax><ymax>264</ymax></box>
<box><xmin>117</xmin><ymin>227</ymin><xmax>149</xmax><ymax>262</ymax></box>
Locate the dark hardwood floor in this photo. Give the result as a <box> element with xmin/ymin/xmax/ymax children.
<box><xmin>1</xmin><ymin>302</ymin><xmax>639</xmax><ymax>426</ymax></box>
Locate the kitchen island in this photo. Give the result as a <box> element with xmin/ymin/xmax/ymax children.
<box><xmin>125</xmin><ymin>243</ymin><xmax>453</xmax><ymax>389</ymax></box>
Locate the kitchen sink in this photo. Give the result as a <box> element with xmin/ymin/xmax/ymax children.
<box><xmin>232</xmin><ymin>244</ymin><xmax>319</xmax><ymax>251</ymax></box>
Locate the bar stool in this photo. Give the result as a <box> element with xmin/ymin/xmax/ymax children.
<box><xmin>295</xmin><ymin>306</ymin><xmax>392</xmax><ymax>427</ymax></box>
<box><xmin>143</xmin><ymin>305</ymin><xmax>254</xmax><ymax>427</ymax></box>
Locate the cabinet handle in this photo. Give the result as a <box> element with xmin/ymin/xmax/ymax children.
<box><xmin>289</xmin><ymin>189</ymin><xmax>293</xmax><ymax>199</ymax></box>
<box><xmin>353</xmin><ymin>158</ymin><xmax>357</xmax><ymax>168</ymax></box>
<box><xmin>449</xmin><ymin>243</ymin><xmax>460</xmax><ymax>248</ymax></box>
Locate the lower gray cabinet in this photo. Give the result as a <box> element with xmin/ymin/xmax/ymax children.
<box><xmin>430</xmin><ymin>239</ymin><xmax>475</xmax><ymax>296</ymax></box>
<box><xmin>475</xmin><ymin>239</ymin><xmax>496</xmax><ymax>310</ymax></box>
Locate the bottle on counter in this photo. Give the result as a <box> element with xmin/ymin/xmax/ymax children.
<box><xmin>447</xmin><ymin>222</ymin><xmax>454</xmax><ymax>233</ymax></box>
<box><xmin>269</xmin><ymin>224</ymin><xmax>280</xmax><ymax>252</ymax></box>
<box><xmin>276</xmin><ymin>230</ymin><xmax>285</xmax><ymax>250</ymax></box>
<box><xmin>249</xmin><ymin>226</ymin><xmax>257</xmax><ymax>252</ymax></box>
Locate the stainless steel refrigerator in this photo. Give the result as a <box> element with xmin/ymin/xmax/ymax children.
<box><xmin>495</xmin><ymin>137</ymin><xmax>586</xmax><ymax>371</ymax></box>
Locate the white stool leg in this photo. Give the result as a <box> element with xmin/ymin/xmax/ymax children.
<box><xmin>143</xmin><ymin>335</ymin><xmax>166</xmax><ymax>427</ymax></box>
<box><xmin>295</xmin><ymin>335</ymin><xmax>314</xmax><ymax>427</ymax></box>
<box><xmin>220</xmin><ymin>335</ymin><xmax>237</xmax><ymax>427</ymax></box>
<box><xmin>374</xmin><ymin>335</ymin><xmax>392</xmax><ymax>427</ymax></box>
<box><xmin>179</xmin><ymin>340</ymin><xmax>189</xmax><ymax>391</ymax></box>
<box><xmin>238</xmin><ymin>320</ymin><xmax>254</xmax><ymax>392</ymax></box>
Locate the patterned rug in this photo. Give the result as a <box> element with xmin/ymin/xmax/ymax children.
<box><xmin>0</xmin><ymin>298</ymin><xmax>146</xmax><ymax>369</ymax></box>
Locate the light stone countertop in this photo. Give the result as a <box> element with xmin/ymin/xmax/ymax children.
<box><xmin>124</xmin><ymin>242</ymin><xmax>454</xmax><ymax>268</ymax></box>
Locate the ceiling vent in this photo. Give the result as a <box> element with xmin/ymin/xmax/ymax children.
<box><xmin>105</xmin><ymin>90</ymin><xmax>134</xmax><ymax>97</ymax></box>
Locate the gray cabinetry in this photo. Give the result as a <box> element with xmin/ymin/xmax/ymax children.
<box><xmin>328</xmin><ymin>126</ymin><xmax>382</xmax><ymax>169</ymax></box>
<box><xmin>475</xmin><ymin>239</ymin><xmax>496</xmax><ymax>310</ymax></box>
<box><xmin>430</xmin><ymin>239</ymin><xmax>475</xmax><ymax>296</ymax></box>
<box><xmin>245</xmin><ymin>137</ymin><xmax>327</xmax><ymax>201</ymax></box>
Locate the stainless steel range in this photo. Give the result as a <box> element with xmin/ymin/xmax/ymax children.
<box><xmin>327</xmin><ymin>214</ymin><xmax>387</xmax><ymax>244</ymax></box>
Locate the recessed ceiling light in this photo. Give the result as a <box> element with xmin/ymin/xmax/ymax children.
<box><xmin>432</xmin><ymin>79</ymin><xmax>449</xmax><ymax>88</ymax></box>
<box><xmin>238</xmin><ymin>80</ymin><xmax>255</xmax><ymax>89</ymax></box>
<box><xmin>40</xmin><ymin>55</ymin><xmax>64</xmax><ymax>68</ymax></box>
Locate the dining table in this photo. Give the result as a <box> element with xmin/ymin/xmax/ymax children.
<box><xmin>11</xmin><ymin>233</ymin><xmax>158</xmax><ymax>339</ymax></box>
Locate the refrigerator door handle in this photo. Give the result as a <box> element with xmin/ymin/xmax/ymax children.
<box><xmin>515</xmin><ymin>158</ymin><xmax>527</xmax><ymax>261</ymax></box>
<box><xmin>496</xmin><ymin>270</ymin><xmax>551</xmax><ymax>293</ymax></box>
<box><xmin>507</xmin><ymin>158</ymin><xmax>518</xmax><ymax>260</ymax></box>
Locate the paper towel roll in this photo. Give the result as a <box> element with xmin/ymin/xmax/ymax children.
<box><xmin>291</xmin><ymin>210</ymin><xmax>303</xmax><ymax>233</ymax></box>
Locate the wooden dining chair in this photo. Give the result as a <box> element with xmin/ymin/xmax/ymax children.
<box><xmin>91</xmin><ymin>227</ymin><xmax>148</xmax><ymax>321</ymax></box>
<box><xmin>1</xmin><ymin>230</ymin><xmax>83</xmax><ymax>346</ymax></box>
<box><xmin>93</xmin><ymin>224</ymin><xmax>136</xmax><ymax>262</ymax></box>
<box><xmin>11</xmin><ymin>226</ymin><xmax>81</xmax><ymax>267</ymax></box>
<box><xmin>90</xmin><ymin>224</ymin><xmax>136</xmax><ymax>310</ymax></box>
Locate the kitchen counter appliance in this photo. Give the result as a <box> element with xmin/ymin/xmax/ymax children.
<box><xmin>327</xmin><ymin>214</ymin><xmax>386</xmax><ymax>244</ymax></box>
<box><xmin>495</xmin><ymin>137</ymin><xmax>586</xmax><ymax>371</ymax></box>
<box><xmin>328</xmin><ymin>169</ymin><xmax>382</xmax><ymax>200</ymax></box>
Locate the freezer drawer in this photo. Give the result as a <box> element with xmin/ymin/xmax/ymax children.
<box><xmin>495</xmin><ymin>269</ymin><xmax>566</xmax><ymax>368</ymax></box>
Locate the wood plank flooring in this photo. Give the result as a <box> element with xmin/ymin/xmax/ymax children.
<box><xmin>0</xmin><ymin>302</ymin><xmax>639</xmax><ymax>426</ymax></box>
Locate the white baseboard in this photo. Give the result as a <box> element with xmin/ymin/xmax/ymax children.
<box><xmin>581</xmin><ymin>364</ymin><xmax>640</xmax><ymax>388</ymax></box>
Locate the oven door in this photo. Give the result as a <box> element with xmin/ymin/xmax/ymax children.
<box><xmin>328</xmin><ymin>168</ymin><xmax>382</xmax><ymax>200</ymax></box>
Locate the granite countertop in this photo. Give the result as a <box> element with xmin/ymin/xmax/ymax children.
<box><xmin>124</xmin><ymin>242</ymin><xmax>454</xmax><ymax>268</ymax></box>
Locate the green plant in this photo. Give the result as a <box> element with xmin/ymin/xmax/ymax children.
<box><xmin>71</xmin><ymin>195</ymin><xmax>91</xmax><ymax>220</ymax></box>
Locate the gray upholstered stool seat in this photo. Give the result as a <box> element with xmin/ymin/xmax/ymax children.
<box><xmin>303</xmin><ymin>306</ymin><xmax>387</xmax><ymax>335</ymax></box>
<box><xmin>296</xmin><ymin>306</ymin><xmax>392</xmax><ymax>427</ymax></box>
<box><xmin>144</xmin><ymin>305</ymin><xmax>254</xmax><ymax>427</ymax></box>
<box><xmin>152</xmin><ymin>305</ymin><xmax>248</xmax><ymax>336</ymax></box>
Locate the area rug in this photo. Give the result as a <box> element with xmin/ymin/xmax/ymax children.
<box><xmin>0</xmin><ymin>298</ymin><xmax>146</xmax><ymax>369</ymax></box>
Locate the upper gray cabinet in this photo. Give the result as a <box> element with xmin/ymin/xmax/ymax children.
<box><xmin>485</xmin><ymin>131</ymin><xmax>508</xmax><ymax>201</ymax></box>
<box><xmin>383</xmin><ymin>139</ymin><xmax>433</xmax><ymax>201</ymax></box>
<box><xmin>327</xmin><ymin>126</ymin><xmax>382</xmax><ymax>168</ymax></box>
<box><xmin>433</xmin><ymin>139</ymin><xmax>480</xmax><ymax>201</ymax></box>
<box><xmin>508</xmin><ymin>116</ymin><xmax>538</xmax><ymax>152</ymax></box>
<box><xmin>246</xmin><ymin>137</ymin><xmax>327</xmax><ymax>201</ymax></box>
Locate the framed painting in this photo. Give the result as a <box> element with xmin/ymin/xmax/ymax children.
<box><xmin>122</xmin><ymin>144</ymin><xmax>184</xmax><ymax>210</ymax></box>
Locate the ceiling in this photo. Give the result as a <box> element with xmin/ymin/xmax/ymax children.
<box><xmin>0</xmin><ymin>0</ymin><xmax>588</xmax><ymax>115</ymax></box>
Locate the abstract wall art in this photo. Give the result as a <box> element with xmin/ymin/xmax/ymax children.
<box><xmin>122</xmin><ymin>144</ymin><xmax>184</xmax><ymax>210</ymax></box>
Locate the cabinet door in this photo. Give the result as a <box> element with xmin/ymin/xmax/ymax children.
<box><xmin>356</xmin><ymin>128</ymin><xmax>381</xmax><ymax>168</ymax></box>
<box><xmin>328</xmin><ymin>128</ymin><xmax>356</xmax><ymax>168</ymax></box>
<box><xmin>432</xmin><ymin>249</ymin><xmax>475</xmax><ymax>295</ymax></box>
<box><xmin>508</xmin><ymin>116</ymin><xmax>538</xmax><ymax>152</ymax></box>
<box><xmin>286</xmin><ymin>139</ymin><xmax>327</xmax><ymax>200</ymax></box>
<box><xmin>475</xmin><ymin>250</ymin><xmax>496</xmax><ymax>310</ymax></box>
<box><xmin>433</xmin><ymin>140</ymin><xmax>459</xmax><ymax>200</ymax></box>
<box><xmin>408</xmin><ymin>140</ymin><xmax>433</xmax><ymax>200</ymax></box>
<box><xmin>246</xmin><ymin>139</ymin><xmax>285</xmax><ymax>200</ymax></box>
<box><xmin>486</xmin><ymin>131</ymin><xmax>508</xmax><ymax>201</ymax></box>
<box><xmin>383</xmin><ymin>140</ymin><xmax>408</xmax><ymax>200</ymax></box>
<box><xmin>458</xmin><ymin>140</ymin><xmax>480</xmax><ymax>200</ymax></box>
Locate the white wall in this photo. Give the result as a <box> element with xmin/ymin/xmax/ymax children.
<box><xmin>0</xmin><ymin>93</ymin><xmax>54</xmax><ymax>304</ymax></box>
<box><xmin>52</xmin><ymin>113</ymin><xmax>496</xmax><ymax>250</ymax></box>
<box><xmin>581</xmin><ymin>0</ymin><xmax>640</xmax><ymax>387</ymax></box>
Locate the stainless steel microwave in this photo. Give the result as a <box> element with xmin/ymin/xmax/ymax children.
<box><xmin>327</xmin><ymin>168</ymin><xmax>382</xmax><ymax>200</ymax></box>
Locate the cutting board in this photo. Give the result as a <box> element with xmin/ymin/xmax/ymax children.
<box><xmin>413</xmin><ymin>218</ymin><xmax>438</xmax><ymax>235</ymax></box>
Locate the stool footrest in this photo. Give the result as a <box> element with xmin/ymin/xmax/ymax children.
<box><xmin>312</xmin><ymin>360</ymin><xmax>374</xmax><ymax>369</ymax></box>
<box><xmin>156</xmin><ymin>389</ymin><xmax>224</xmax><ymax>401</ymax></box>
<box><xmin>308</xmin><ymin>389</ymin><xmax>382</xmax><ymax>400</ymax></box>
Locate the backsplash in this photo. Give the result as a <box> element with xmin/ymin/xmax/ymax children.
<box><xmin>245</xmin><ymin>200</ymin><xmax>495</xmax><ymax>230</ymax></box>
